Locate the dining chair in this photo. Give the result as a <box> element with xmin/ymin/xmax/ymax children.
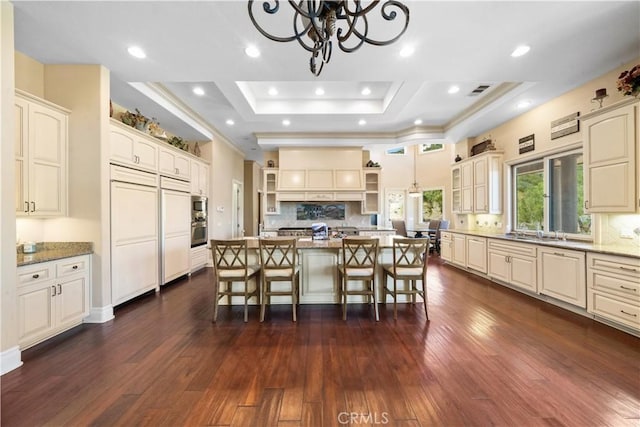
<box><xmin>381</xmin><ymin>237</ymin><xmax>430</xmax><ymax>320</ymax></box>
<box><xmin>391</xmin><ymin>219</ymin><xmax>408</xmax><ymax>237</ymax></box>
<box><xmin>210</xmin><ymin>239</ymin><xmax>261</xmax><ymax>322</ymax></box>
<box><xmin>337</xmin><ymin>237</ymin><xmax>380</xmax><ymax>321</ymax></box>
<box><xmin>258</xmin><ymin>238</ymin><xmax>300</xmax><ymax>322</ymax></box>
<box><xmin>427</xmin><ymin>219</ymin><xmax>441</xmax><ymax>253</ymax></box>
<box><xmin>435</xmin><ymin>220</ymin><xmax>449</xmax><ymax>254</ymax></box>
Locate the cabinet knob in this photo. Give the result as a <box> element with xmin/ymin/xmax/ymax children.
<box><xmin>52</xmin><ymin>285</ymin><xmax>56</xmax><ymax>297</ymax></box>
<box><xmin>32</xmin><ymin>274</ymin><xmax>40</xmax><ymax>279</ymax></box>
<box><xmin>72</xmin><ymin>265</ymin><xmax>78</xmax><ymax>270</ymax></box>
<box><xmin>24</xmin><ymin>201</ymin><xmax>29</xmax><ymax>213</ymax></box>
<box><xmin>31</xmin><ymin>201</ymin><xmax>36</xmax><ymax>212</ymax></box>
<box><xmin>58</xmin><ymin>284</ymin><xmax>62</xmax><ymax>294</ymax></box>
<box><xmin>620</xmin><ymin>310</ymin><xmax>637</xmax><ymax>318</ymax></box>
<box><xmin>619</xmin><ymin>266</ymin><xmax>638</xmax><ymax>272</ymax></box>
<box><xmin>620</xmin><ymin>285</ymin><xmax>637</xmax><ymax>292</ymax></box>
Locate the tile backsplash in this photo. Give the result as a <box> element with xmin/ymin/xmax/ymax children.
<box><xmin>597</xmin><ymin>214</ymin><xmax>640</xmax><ymax>247</ymax></box>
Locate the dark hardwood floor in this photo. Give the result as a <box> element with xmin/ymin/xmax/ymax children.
<box><xmin>2</xmin><ymin>257</ymin><xmax>639</xmax><ymax>426</ymax></box>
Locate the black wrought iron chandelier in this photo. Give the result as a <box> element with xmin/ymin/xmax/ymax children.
<box><xmin>248</xmin><ymin>1</ymin><xmax>410</xmax><ymax>76</ymax></box>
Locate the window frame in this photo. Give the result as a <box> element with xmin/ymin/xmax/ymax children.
<box><xmin>417</xmin><ymin>186</ymin><xmax>445</xmax><ymax>225</ymax></box>
<box><xmin>385</xmin><ymin>147</ymin><xmax>406</xmax><ymax>155</ymax></box>
<box><xmin>511</xmin><ymin>147</ymin><xmax>592</xmax><ymax>240</ymax></box>
<box><xmin>419</xmin><ymin>143</ymin><xmax>444</xmax><ymax>155</ymax></box>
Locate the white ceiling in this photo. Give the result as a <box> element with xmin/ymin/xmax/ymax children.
<box><xmin>12</xmin><ymin>1</ymin><xmax>640</xmax><ymax>162</ymax></box>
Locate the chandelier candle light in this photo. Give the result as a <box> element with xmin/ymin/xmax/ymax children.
<box><xmin>248</xmin><ymin>0</ymin><xmax>410</xmax><ymax>76</ymax></box>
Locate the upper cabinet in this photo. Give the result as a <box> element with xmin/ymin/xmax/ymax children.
<box><xmin>582</xmin><ymin>99</ymin><xmax>639</xmax><ymax>213</ymax></box>
<box><xmin>277</xmin><ymin>169</ymin><xmax>363</xmax><ymax>192</ymax></box>
<box><xmin>159</xmin><ymin>145</ymin><xmax>190</xmax><ymax>181</ymax></box>
<box><xmin>190</xmin><ymin>159</ymin><xmax>209</xmax><ymax>196</ymax></box>
<box><xmin>451</xmin><ymin>152</ymin><xmax>503</xmax><ymax>214</ymax></box>
<box><xmin>264</xmin><ymin>168</ymin><xmax>280</xmax><ymax>215</ymax></box>
<box><xmin>361</xmin><ymin>169</ymin><xmax>380</xmax><ymax>214</ymax></box>
<box><xmin>109</xmin><ymin>120</ymin><xmax>159</xmax><ymax>173</ymax></box>
<box><xmin>15</xmin><ymin>91</ymin><xmax>69</xmax><ymax>217</ymax></box>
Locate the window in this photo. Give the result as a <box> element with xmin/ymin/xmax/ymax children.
<box><xmin>420</xmin><ymin>143</ymin><xmax>444</xmax><ymax>154</ymax></box>
<box><xmin>420</xmin><ymin>188</ymin><xmax>444</xmax><ymax>222</ymax></box>
<box><xmin>386</xmin><ymin>147</ymin><xmax>406</xmax><ymax>155</ymax></box>
<box><xmin>513</xmin><ymin>149</ymin><xmax>591</xmax><ymax>237</ymax></box>
<box><xmin>385</xmin><ymin>190</ymin><xmax>405</xmax><ymax>222</ymax></box>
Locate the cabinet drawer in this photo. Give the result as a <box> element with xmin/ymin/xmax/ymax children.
<box><xmin>337</xmin><ymin>192</ymin><xmax>363</xmax><ymax>201</ymax></box>
<box><xmin>276</xmin><ymin>192</ymin><xmax>305</xmax><ymax>201</ymax></box>
<box><xmin>590</xmin><ymin>271</ymin><xmax>639</xmax><ymax>301</ymax></box>
<box><xmin>440</xmin><ymin>231</ymin><xmax>453</xmax><ymax>241</ymax></box>
<box><xmin>587</xmin><ymin>253</ymin><xmax>640</xmax><ymax>279</ymax></box>
<box><xmin>590</xmin><ymin>292</ymin><xmax>640</xmax><ymax>330</ymax></box>
<box><xmin>488</xmin><ymin>239</ymin><xmax>537</xmax><ymax>257</ymax></box>
<box><xmin>305</xmin><ymin>192</ymin><xmax>334</xmax><ymax>201</ymax></box>
<box><xmin>18</xmin><ymin>264</ymin><xmax>54</xmax><ymax>287</ymax></box>
<box><xmin>56</xmin><ymin>256</ymin><xmax>89</xmax><ymax>278</ymax></box>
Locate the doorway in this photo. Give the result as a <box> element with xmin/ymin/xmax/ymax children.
<box><xmin>232</xmin><ymin>180</ymin><xmax>244</xmax><ymax>238</ymax></box>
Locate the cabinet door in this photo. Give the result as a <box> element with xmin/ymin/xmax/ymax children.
<box><xmin>510</xmin><ymin>255</ymin><xmax>537</xmax><ymax>292</ymax></box>
<box><xmin>301</xmin><ymin>250</ymin><xmax>338</xmax><ymax>303</ymax></box>
<box><xmin>452</xmin><ymin>234</ymin><xmax>466</xmax><ymax>266</ymax></box>
<box><xmin>473</xmin><ymin>158</ymin><xmax>488</xmax><ymax>213</ymax></box>
<box><xmin>200</xmin><ymin>164</ymin><xmax>209</xmax><ymax>196</ymax></box>
<box><xmin>134</xmin><ymin>138</ymin><xmax>159</xmax><ymax>172</ymax></box>
<box><xmin>538</xmin><ymin>248</ymin><xmax>586</xmax><ymax>307</ymax></box>
<box><xmin>583</xmin><ymin>103</ymin><xmax>637</xmax><ymax>213</ymax></box>
<box><xmin>159</xmin><ymin>148</ymin><xmax>190</xmax><ymax>180</ymax></box>
<box><xmin>56</xmin><ymin>276</ymin><xmax>88</xmax><ymax>329</ymax></box>
<box><xmin>28</xmin><ymin>102</ymin><xmax>67</xmax><ymax>216</ymax></box>
<box><xmin>190</xmin><ymin>161</ymin><xmax>202</xmax><ymax>194</ymax></box>
<box><xmin>306</xmin><ymin>169</ymin><xmax>333</xmax><ymax>189</ymax></box>
<box><xmin>466</xmin><ymin>237</ymin><xmax>487</xmax><ymax>273</ymax></box>
<box><xmin>162</xmin><ymin>189</ymin><xmax>191</xmax><ymax>283</ymax></box>
<box><xmin>440</xmin><ymin>238</ymin><xmax>453</xmax><ymax>262</ymax></box>
<box><xmin>460</xmin><ymin>161</ymin><xmax>474</xmax><ymax>213</ymax></box>
<box><xmin>111</xmin><ymin>181</ymin><xmax>159</xmax><ymax>305</ymax></box>
<box><xmin>15</xmin><ymin>98</ymin><xmax>28</xmax><ymax>215</ymax></box>
<box><xmin>488</xmin><ymin>250</ymin><xmax>510</xmax><ymax>282</ymax></box>
<box><xmin>18</xmin><ymin>283</ymin><xmax>55</xmax><ymax>347</ymax></box>
<box><xmin>110</xmin><ymin>127</ymin><xmax>137</xmax><ymax>168</ymax></box>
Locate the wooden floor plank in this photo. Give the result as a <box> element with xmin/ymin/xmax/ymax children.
<box><xmin>1</xmin><ymin>259</ymin><xmax>639</xmax><ymax>427</ymax></box>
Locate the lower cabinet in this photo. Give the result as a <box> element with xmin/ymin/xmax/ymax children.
<box><xmin>587</xmin><ymin>253</ymin><xmax>640</xmax><ymax>331</ymax></box>
<box><xmin>538</xmin><ymin>247</ymin><xmax>586</xmax><ymax>308</ymax></box>
<box><xmin>17</xmin><ymin>255</ymin><xmax>90</xmax><ymax>349</ymax></box>
<box><xmin>190</xmin><ymin>244</ymin><xmax>209</xmax><ymax>273</ymax></box>
<box><xmin>440</xmin><ymin>231</ymin><xmax>453</xmax><ymax>262</ymax></box>
<box><xmin>451</xmin><ymin>233</ymin><xmax>467</xmax><ymax>267</ymax></box>
<box><xmin>487</xmin><ymin>239</ymin><xmax>537</xmax><ymax>292</ymax></box>
<box><xmin>300</xmin><ymin>250</ymin><xmax>338</xmax><ymax>303</ymax></box>
<box><xmin>465</xmin><ymin>236</ymin><xmax>487</xmax><ymax>274</ymax></box>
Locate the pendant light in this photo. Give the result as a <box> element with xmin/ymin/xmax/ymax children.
<box><xmin>408</xmin><ymin>145</ymin><xmax>421</xmax><ymax>198</ymax></box>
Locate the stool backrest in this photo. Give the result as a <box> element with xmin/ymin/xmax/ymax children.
<box><xmin>211</xmin><ymin>239</ymin><xmax>250</xmax><ymax>277</ymax></box>
<box><xmin>259</xmin><ymin>238</ymin><xmax>297</xmax><ymax>269</ymax></box>
<box><xmin>342</xmin><ymin>237</ymin><xmax>379</xmax><ymax>270</ymax></box>
<box><xmin>391</xmin><ymin>237</ymin><xmax>429</xmax><ymax>277</ymax></box>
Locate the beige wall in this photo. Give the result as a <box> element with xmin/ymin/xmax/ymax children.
<box><xmin>1</xmin><ymin>0</ymin><xmax>20</xmax><ymax>369</ymax></box>
<box><xmin>14</xmin><ymin>51</ymin><xmax>43</xmax><ymax>97</ymax></box>
<box><xmin>210</xmin><ymin>138</ymin><xmax>245</xmax><ymax>239</ymax></box>
<box><xmin>243</xmin><ymin>160</ymin><xmax>261</xmax><ymax>236</ymax></box>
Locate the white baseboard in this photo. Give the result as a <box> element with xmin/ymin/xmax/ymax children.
<box><xmin>1</xmin><ymin>346</ymin><xmax>23</xmax><ymax>375</ymax></box>
<box><xmin>84</xmin><ymin>305</ymin><xmax>114</xmax><ymax>323</ymax></box>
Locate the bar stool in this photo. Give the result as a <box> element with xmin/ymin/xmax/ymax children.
<box><xmin>337</xmin><ymin>237</ymin><xmax>380</xmax><ymax>321</ymax></box>
<box><xmin>258</xmin><ymin>238</ymin><xmax>300</xmax><ymax>322</ymax></box>
<box><xmin>210</xmin><ymin>239</ymin><xmax>261</xmax><ymax>322</ymax></box>
<box><xmin>381</xmin><ymin>237</ymin><xmax>430</xmax><ymax>320</ymax></box>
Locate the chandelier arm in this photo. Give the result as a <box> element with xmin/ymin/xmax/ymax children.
<box><xmin>335</xmin><ymin>14</ymin><xmax>368</xmax><ymax>53</ymax></box>
<box><xmin>288</xmin><ymin>0</ymin><xmax>331</xmax><ymax>44</ymax></box>
<box><xmin>340</xmin><ymin>0</ymin><xmax>380</xmax><ymax>17</ymax></box>
<box><xmin>345</xmin><ymin>1</ymin><xmax>409</xmax><ymax>47</ymax></box>
<box><xmin>248</xmin><ymin>0</ymin><xmax>310</xmax><ymax>43</ymax></box>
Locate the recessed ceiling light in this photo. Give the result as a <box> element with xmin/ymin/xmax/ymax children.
<box><xmin>399</xmin><ymin>45</ymin><xmax>415</xmax><ymax>58</ymax></box>
<box><xmin>315</xmin><ymin>88</ymin><xmax>325</xmax><ymax>96</ymax></box>
<box><xmin>511</xmin><ymin>45</ymin><xmax>531</xmax><ymax>57</ymax></box>
<box><xmin>127</xmin><ymin>46</ymin><xmax>146</xmax><ymax>59</ymax></box>
<box><xmin>268</xmin><ymin>87</ymin><xmax>278</xmax><ymax>96</ymax></box>
<box><xmin>245</xmin><ymin>45</ymin><xmax>261</xmax><ymax>58</ymax></box>
<box><xmin>282</xmin><ymin>119</ymin><xmax>291</xmax><ymax>126</ymax></box>
<box><xmin>193</xmin><ymin>86</ymin><xmax>205</xmax><ymax>96</ymax></box>
<box><xmin>226</xmin><ymin>119</ymin><xmax>235</xmax><ymax>126</ymax></box>
<box><xmin>517</xmin><ymin>100</ymin><xmax>531</xmax><ymax>109</ymax></box>
<box><xmin>361</xmin><ymin>87</ymin><xmax>371</xmax><ymax>96</ymax></box>
<box><xmin>358</xmin><ymin>119</ymin><xmax>367</xmax><ymax>126</ymax></box>
<box><xmin>414</xmin><ymin>119</ymin><xmax>423</xmax><ymax>125</ymax></box>
<box><xmin>448</xmin><ymin>85</ymin><xmax>460</xmax><ymax>94</ymax></box>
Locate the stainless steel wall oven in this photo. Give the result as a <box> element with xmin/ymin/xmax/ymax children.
<box><xmin>191</xmin><ymin>196</ymin><xmax>208</xmax><ymax>247</ymax></box>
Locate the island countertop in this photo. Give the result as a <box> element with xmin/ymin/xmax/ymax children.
<box><xmin>244</xmin><ymin>235</ymin><xmax>404</xmax><ymax>249</ymax></box>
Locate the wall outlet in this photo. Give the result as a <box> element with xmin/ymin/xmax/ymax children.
<box><xmin>620</xmin><ymin>228</ymin><xmax>634</xmax><ymax>239</ymax></box>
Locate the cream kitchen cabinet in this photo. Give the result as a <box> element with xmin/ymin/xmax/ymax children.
<box><xmin>451</xmin><ymin>233</ymin><xmax>467</xmax><ymax>267</ymax></box>
<box><xmin>362</xmin><ymin>169</ymin><xmax>380</xmax><ymax>214</ymax></box>
<box><xmin>110</xmin><ymin>166</ymin><xmax>159</xmax><ymax>305</ymax></box>
<box><xmin>161</xmin><ymin>178</ymin><xmax>191</xmax><ymax>284</ymax></box>
<box><xmin>190</xmin><ymin>244</ymin><xmax>209</xmax><ymax>273</ymax></box>
<box><xmin>278</xmin><ymin>169</ymin><xmax>364</xmax><ymax>192</ymax></box>
<box><xmin>587</xmin><ymin>252</ymin><xmax>639</xmax><ymax>332</ymax></box>
<box><xmin>450</xmin><ymin>152</ymin><xmax>502</xmax><ymax>214</ymax></box>
<box><xmin>538</xmin><ymin>247</ymin><xmax>586</xmax><ymax>308</ymax></box>
<box><xmin>334</xmin><ymin>169</ymin><xmax>363</xmax><ymax>190</ymax></box>
<box><xmin>465</xmin><ymin>236</ymin><xmax>487</xmax><ymax>274</ymax></box>
<box><xmin>581</xmin><ymin>99</ymin><xmax>638</xmax><ymax>213</ymax></box>
<box><xmin>17</xmin><ymin>255</ymin><xmax>90</xmax><ymax>349</ymax></box>
<box><xmin>440</xmin><ymin>231</ymin><xmax>453</xmax><ymax>262</ymax></box>
<box><xmin>278</xmin><ymin>169</ymin><xmax>306</xmax><ymax>190</ymax></box>
<box><xmin>487</xmin><ymin>239</ymin><xmax>537</xmax><ymax>292</ymax></box>
<box><xmin>15</xmin><ymin>91</ymin><xmax>69</xmax><ymax>217</ymax></box>
<box><xmin>159</xmin><ymin>145</ymin><xmax>191</xmax><ymax>181</ymax></box>
<box><xmin>264</xmin><ymin>168</ymin><xmax>280</xmax><ymax>215</ymax></box>
<box><xmin>190</xmin><ymin>159</ymin><xmax>209</xmax><ymax>196</ymax></box>
<box><xmin>109</xmin><ymin>120</ymin><xmax>158</xmax><ymax>173</ymax></box>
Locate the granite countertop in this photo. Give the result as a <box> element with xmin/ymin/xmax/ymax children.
<box><xmin>245</xmin><ymin>235</ymin><xmax>403</xmax><ymax>249</ymax></box>
<box><xmin>443</xmin><ymin>229</ymin><xmax>640</xmax><ymax>259</ymax></box>
<box><xmin>17</xmin><ymin>242</ymin><xmax>94</xmax><ymax>267</ymax></box>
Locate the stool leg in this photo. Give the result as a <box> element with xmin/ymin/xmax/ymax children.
<box><xmin>372</xmin><ymin>279</ymin><xmax>379</xmax><ymax>321</ymax></box>
<box><xmin>213</xmin><ymin>280</ymin><xmax>220</xmax><ymax>322</ymax></box>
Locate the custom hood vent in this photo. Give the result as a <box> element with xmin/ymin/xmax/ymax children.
<box><xmin>468</xmin><ymin>84</ymin><xmax>491</xmax><ymax>96</ymax></box>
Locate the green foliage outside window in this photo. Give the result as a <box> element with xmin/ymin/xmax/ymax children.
<box><xmin>516</xmin><ymin>169</ymin><xmax>544</xmax><ymax>229</ymax></box>
<box><xmin>420</xmin><ymin>143</ymin><xmax>444</xmax><ymax>153</ymax></box>
<box><xmin>421</xmin><ymin>189</ymin><xmax>443</xmax><ymax>222</ymax></box>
